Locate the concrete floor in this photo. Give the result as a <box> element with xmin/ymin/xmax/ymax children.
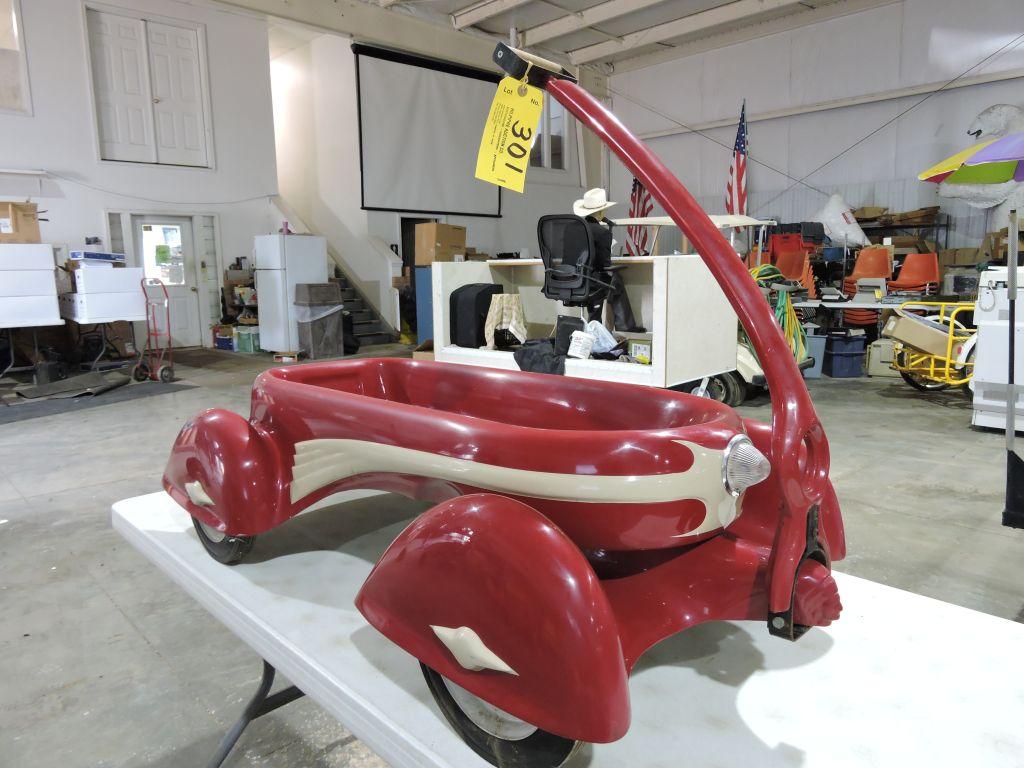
<box><xmin>0</xmin><ymin>351</ymin><xmax>1020</xmax><ymax>767</ymax></box>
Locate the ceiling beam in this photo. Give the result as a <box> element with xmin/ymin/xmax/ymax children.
<box><xmin>451</xmin><ymin>0</ymin><xmax>533</xmax><ymax>30</ymax></box>
<box><xmin>569</xmin><ymin>0</ymin><xmax>808</xmax><ymax>65</ymax></box>
<box><xmin>611</xmin><ymin>0</ymin><xmax>900</xmax><ymax>72</ymax></box>
<box><xmin>522</xmin><ymin>0</ymin><xmax>664</xmax><ymax>47</ymax></box>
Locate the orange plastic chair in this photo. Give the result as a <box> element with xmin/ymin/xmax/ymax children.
<box><xmin>843</xmin><ymin>247</ymin><xmax>893</xmax><ymax>326</ymax></box>
<box><xmin>846</xmin><ymin>247</ymin><xmax>892</xmax><ymax>283</ymax></box>
<box><xmin>776</xmin><ymin>251</ymin><xmax>817</xmax><ymax>299</ymax></box>
<box><xmin>776</xmin><ymin>251</ymin><xmax>807</xmax><ymax>279</ymax></box>
<box><xmin>889</xmin><ymin>252</ymin><xmax>939</xmax><ymax>292</ymax></box>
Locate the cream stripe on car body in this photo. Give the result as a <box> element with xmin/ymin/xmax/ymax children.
<box><xmin>289</xmin><ymin>438</ymin><xmax>747</xmax><ymax>537</ymax></box>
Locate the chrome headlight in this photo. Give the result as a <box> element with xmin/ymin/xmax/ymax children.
<box><xmin>723</xmin><ymin>434</ymin><xmax>771</xmax><ymax>496</ymax></box>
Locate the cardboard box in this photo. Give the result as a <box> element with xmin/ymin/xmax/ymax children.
<box><xmin>881</xmin><ymin>312</ymin><xmax>951</xmax><ymax>357</ymax></box>
<box><xmin>0</xmin><ymin>203</ymin><xmax>41</xmax><ymax>244</ymax></box>
<box><xmin>978</xmin><ymin>228</ymin><xmax>1024</xmax><ymax>263</ymax></box>
<box><xmin>954</xmin><ymin>248</ymin><xmax>979</xmax><ymax>266</ymax></box>
<box><xmin>224</xmin><ymin>268</ymin><xmax>252</xmax><ymax>286</ymax></box>
<box><xmin>412</xmin><ymin>340</ymin><xmax>434</xmax><ymax>361</ymax></box>
<box><xmin>415</xmin><ymin>223</ymin><xmax>466</xmax><ymax>266</ymax></box>
<box><xmin>0</xmin><ymin>243</ymin><xmax>54</xmax><ymax>271</ymax></box>
<box><xmin>59</xmin><ymin>291</ymin><xmax>146</xmax><ymax>322</ymax></box>
<box><xmin>0</xmin><ymin>295</ymin><xmax>60</xmax><ymax>326</ymax></box>
<box><xmin>70</xmin><ymin>265</ymin><xmax>143</xmax><ymax>294</ymax></box>
<box><xmin>853</xmin><ymin>206</ymin><xmax>888</xmax><ymax>222</ymax></box>
<box><xmin>938</xmin><ymin>249</ymin><xmax>957</xmax><ymax>269</ymax></box>
<box><xmin>464</xmin><ymin>248</ymin><xmax>492</xmax><ymax>262</ymax></box>
<box><xmin>0</xmin><ymin>270</ymin><xmax>57</xmax><ymax>298</ymax></box>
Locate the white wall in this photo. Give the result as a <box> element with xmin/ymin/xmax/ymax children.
<box><xmin>272</xmin><ymin>34</ymin><xmax>400</xmax><ymax>326</ymax></box>
<box><xmin>272</xmin><ymin>32</ymin><xmax>585</xmax><ymax>319</ymax></box>
<box><xmin>608</xmin><ymin>0</ymin><xmax>1024</xmax><ymax>247</ymax></box>
<box><xmin>0</xmin><ymin>0</ymin><xmax>279</xmax><ymax>274</ymax></box>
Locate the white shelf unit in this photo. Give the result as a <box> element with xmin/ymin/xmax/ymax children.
<box><xmin>432</xmin><ymin>255</ymin><xmax>737</xmax><ymax>388</ymax></box>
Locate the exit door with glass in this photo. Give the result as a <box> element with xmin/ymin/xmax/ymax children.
<box><xmin>136</xmin><ymin>217</ymin><xmax>202</xmax><ymax>347</ymax></box>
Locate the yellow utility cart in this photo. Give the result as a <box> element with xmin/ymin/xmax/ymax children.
<box><xmin>881</xmin><ymin>300</ymin><xmax>977</xmax><ymax>392</ymax></box>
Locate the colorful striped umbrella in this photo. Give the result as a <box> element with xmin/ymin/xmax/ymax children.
<box><xmin>919</xmin><ymin>132</ymin><xmax>1024</xmax><ymax>184</ymax></box>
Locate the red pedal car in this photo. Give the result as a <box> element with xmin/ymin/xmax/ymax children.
<box><xmin>164</xmin><ymin>44</ymin><xmax>844</xmax><ymax>768</ymax></box>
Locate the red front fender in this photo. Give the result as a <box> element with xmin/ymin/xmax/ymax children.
<box><xmin>162</xmin><ymin>409</ymin><xmax>287</xmax><ymax>536</ymax></box>
<box><xmin>356</xmin><ymin>494</ymin><xmax>630</xmax><ymax>744</ymax></box>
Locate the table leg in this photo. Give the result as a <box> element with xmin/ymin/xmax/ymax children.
<box><xmin>206</xmin><ymin>660</ymin><xmax>305</xmax><ymax>768</ymax></box>
<box><xmin>1</xmin><ymin>329</ymin><xmax>13</xmax><ymax>381</ymax></box>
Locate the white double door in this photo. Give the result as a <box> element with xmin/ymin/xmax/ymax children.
<box><xmin>134</xmin><ymin>215</ymin><xmax>202</xmax><ymax>348</ymax></box>
<box><xmin>86</xmin><ymin>8</ymin><xmax>208</xmax><ymax>166</ymax></box>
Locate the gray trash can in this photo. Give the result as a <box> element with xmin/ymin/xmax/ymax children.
<box><xmin>295</xmin><ymin>283</ymin><xmax>345</xmax><ymax>359</ymax></box>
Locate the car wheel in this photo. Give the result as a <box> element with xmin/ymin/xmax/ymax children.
<box><xmin>192</xmin><ymin>516</ymin><xmax>255</xmax><ymax>565</ymax></box>
<box><xmin>421</xmin><ymin>664</ymin><xmax>583</xmax><ymax>768</ymax></box>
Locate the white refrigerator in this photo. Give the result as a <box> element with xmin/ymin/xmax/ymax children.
<box><xmin>254</xmin><ymin>235</ymin><xmax>329</xmax><ymax>353</ymax></box>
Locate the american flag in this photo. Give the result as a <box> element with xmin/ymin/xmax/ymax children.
<box><xmin>725</xmin><ymin>101</ymin><xmax>748</xmax><ymax>216</ymax></box>
<box><xmin>626</xmin><ymin>177</ymin><xmax>653</xmax><ymax>256</ymax></box>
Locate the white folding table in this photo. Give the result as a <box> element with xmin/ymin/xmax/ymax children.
<box><xmin>113</xmin><ymin>491</ymin><xmax>1024</xmax><ymax>768</ymax></box>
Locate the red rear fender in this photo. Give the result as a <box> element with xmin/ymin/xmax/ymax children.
<box><xmin>162</xmin><ymin>409</ymin><xmax>287</xmax><ymax>536</ymax></box>
<box><xmin>356</xmin><ymin>494</ymin><xmax>630</xmax><ymax>744</ymax></box>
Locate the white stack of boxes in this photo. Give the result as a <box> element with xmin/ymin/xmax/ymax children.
<box><xmin>58</xmin><ymin>252</ymin><xmax>146</xmax><ymax>323</ymax></box>
<box><xmin>0</xmin><ymin>244</ymin><xmax>61</xmax><ymax>328</ymax></box>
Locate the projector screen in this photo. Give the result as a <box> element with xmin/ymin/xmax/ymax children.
<box><xmin>354</xmin><ymin>45</ymin><xmax>502</xmax><ymax>217</ymax></box>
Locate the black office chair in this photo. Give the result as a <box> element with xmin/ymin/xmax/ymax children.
<box><xmin>536</xmin><ymin>215</ymin><xmax>618</xmax><ymax>308</ymax></box>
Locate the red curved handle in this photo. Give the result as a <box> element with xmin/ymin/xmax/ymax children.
<box><xmin>547</xmin><ymin>79</ymin><xmax>829</xmax><ymax>617</ymax></box>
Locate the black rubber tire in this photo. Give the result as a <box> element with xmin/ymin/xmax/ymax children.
<box><xmin>896</xmin><ymin>352</ymin><xmax>949</xmax><ymax>391</ymax></box>
<box><xmin>959</xmin><ymin>347</ymin><xmax>976</xmax><ymax>399</ymax></box>
<box><xmin>192</xmin><ymin>516</ymin><xmax>255</xmax><ymax>565</ymax></box>
<box><xmin>720</xmin><ymin>371</ymin><xmax>747</xmax><ymax>407</ymax></box>
<box><xmin>158</xmin><ymin>365</ymin><xmax>174</xmax><ymax>383</ymax></box>
<box><xmin>132</xmin><ymin>363</ymin><xmax>150</xmax><ymax>382</ymax></box>
<box><xmin>421</xmin><ymin>664</ymin><xmax>582</xmax><ymax>768</ymax></box>
<box><xmin>685</xmin><ymin>373</ymin><xmax>743</xmax><ymax>405</ymax></box>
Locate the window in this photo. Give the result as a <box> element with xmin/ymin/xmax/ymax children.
<box><xmin>0</xmin><ymin>0</ymin><xmax>31</xmax><ymax>114</ymax></box>
<box><xmin>141</xmin><ymin>223</ymin><xmax>186</xmax><ymax>285</ymax></box>
<box><xmin>530</xmin><ymin>99</ymin><xmax>567</xmax><ymax>171</ymax></box>
<box><xmin>86</xmin><ymin>7</ymin><xmax>211</xmax><ymax>167</ymax></box>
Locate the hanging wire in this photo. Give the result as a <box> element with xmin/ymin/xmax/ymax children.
<box><xmin>750</xmin><ymin>31</ymin><xmax>1024</xmax><ymax>215</ymax></box>
<box><xmin>40</xmin><ymin>169</ymin><xmax>274</xmax><ymax>207</ymax></box>
<box><xmin>606</xmin><ymin>86</ymin><xmax>829</xmax><ymax>195</ymax></box>
<box><xmin>608</xmin><ymin>31</ymin><xmax>1024</xmax><ymax>215</ymax></box>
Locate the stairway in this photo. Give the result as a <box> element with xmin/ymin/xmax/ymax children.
<box><xmin>329</xmin><ymin>272</ymin><xmax>397</xmax><ymax>347</ymax></box>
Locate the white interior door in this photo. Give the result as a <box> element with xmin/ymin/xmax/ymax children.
<box><xmin>86</xmin><ymin>9</ymin><xmax>157</xmax><ymax>163</ymax></box>
<box><xmin>146</xmin><ymin>22</ymin><xmax>208</xmax><ymax>167</ymax></box>
<box><xmin>135</xmin><ymin>216</ymin><xmax>201</xmax><ymax>347</ymax></box>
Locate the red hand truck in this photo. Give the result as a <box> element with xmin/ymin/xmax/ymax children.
<box><xmin>132</xmin><ymin>277</ymin><xmax>175</xmax><ymax>383</ymax></box>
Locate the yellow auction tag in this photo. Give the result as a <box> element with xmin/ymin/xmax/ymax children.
<box><xmin>475</xmin><ymin>77</ymin><xmax>543</xmax><ymax>193</ymax></box>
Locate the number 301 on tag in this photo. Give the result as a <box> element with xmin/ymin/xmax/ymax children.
<box><xmin>475</xmin><ymin>77</ymin><xmax>544</xmax><ymax>193</ymax></box>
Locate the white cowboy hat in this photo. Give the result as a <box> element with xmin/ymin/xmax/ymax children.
<box><xmin>573</xmin><ymin>188</ymin><xmax>617</xmax><ymax>218</ymax></box>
